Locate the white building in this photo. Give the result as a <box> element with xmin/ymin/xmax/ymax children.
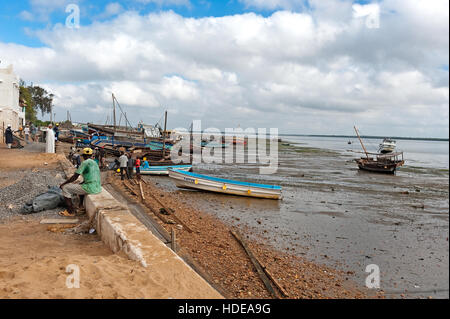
<box><xmin>0</xmin><ymin>65</ymin><xmax>25</xmax><ymax>142</ymax></box>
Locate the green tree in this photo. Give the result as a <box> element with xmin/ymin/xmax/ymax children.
<box><xmin>19</xmin><ymin>80</ymin><xmax>36</xmax><ymax>122</ymax></box>
<box><xmin>28</xmin><ymin>85</ymin><xmax>54</xmax><ymax>116</ymax></box>
<box><xmin>19</xmin><ymin>80</ymin><xmax>54</xmax><ymax>123</ymax></box>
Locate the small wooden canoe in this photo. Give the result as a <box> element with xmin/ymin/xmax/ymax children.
<box><xmin>168</xmin><ymin>169</ymin><xmax>282</xmax><ymax>200</ymax></box>
<box><xmin>135</xmin><ymin>165</ymin><xmax>192</xmax><ymax>175</ymax></box>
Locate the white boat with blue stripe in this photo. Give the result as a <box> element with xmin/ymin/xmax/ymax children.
<box><xmin>168</xmin><ymin>169</ymin><xmax>282</xmax><ymax>200</ymax></box>
<box><xmin>135</xmin><ymin>164</ymin><xmax>192</xmax><ymax>175</ymax></box>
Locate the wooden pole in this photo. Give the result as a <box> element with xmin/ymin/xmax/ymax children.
<box><xmin>139</xmin><ymin>181</ymin><xmax>145</xmax><ymax>200</ymax></box>
<box><xmin>230</xmin><ymin>230</ymin><xmax>278</xmax><ymax>298</ymax></box>
<box><xmin>162</xmin><ymin>110</ymin><xmax>167</xmax><ymax>156</ymax></box>
<box><xmin>171</xmin><ymin>228</ymin><xmax>177</xmax><ymax>252</ymax></box>
<box><xmin>354</xmin><ymin>126</ymin><xmax>369</xmax><ymax>159</ymax></box>
<box><xmin>112</xmin><ymin>93</ymin><xmax>116</xmax><ymax>131</ymax></box>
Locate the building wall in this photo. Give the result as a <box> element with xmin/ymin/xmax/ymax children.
<box><xmin>0</xmin><ymin>65</ymin><xmax>23</xmax><ymax>143</ymax></box>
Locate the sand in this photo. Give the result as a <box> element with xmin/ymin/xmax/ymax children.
<box><xmin>0</xmin><ymin>144</ymin><xmax>217</xmax><ymax>299</ymax></box>
<box><xmin>0</xmin><ymin>217</ymin><xmax>172</xmax><ymax>299</ymax></box>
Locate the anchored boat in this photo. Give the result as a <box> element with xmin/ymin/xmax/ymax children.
<box><xmin>378</xmin><ymin>138</ymin><xmax>396</xmax><ymax>153</ymax></box>
<box><xmin>168</xmin><ymin>169</ymin><xmax>282</xmax><ymax>199</ymax></box>
<box><xmin>353</xmin><ymin>126</ymin><xmax>404</xmax><ymax>174</ymax></box>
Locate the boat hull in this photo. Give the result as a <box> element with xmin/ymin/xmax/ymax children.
<box><xmin>355</xmin><ymin>159</ymin><xmax>404</xmax><ymax>174</ymax></box>
<box><xmin>168</xmin><ymin>169</ymin><xmax>282</xmax><ymax>200</ymax></box>
<box><xmin>135</xmin><ymin>165</ymin><xmax>192</xmax><ymax>175</ymax></box>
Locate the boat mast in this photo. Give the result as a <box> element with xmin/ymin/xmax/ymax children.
<box><xmin>354</xmin><ymin>126</ymin><xmax>369</xmax><ymax>159</ymax></box>
<box><xmin>112</xmin><ymin>93</ymin><xmax>116</xmax><ymax>131</ymax></box>
<box><xmin>162</xmin><ymin>110</ymin><xmax>167</xmax><ymax>155</ymax></box>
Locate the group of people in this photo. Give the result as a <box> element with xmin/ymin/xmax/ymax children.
<box><xmin>59</xmin><ymin>147</ymin><xmax>149</xmax><ymax>217</ymax></box>
<box><xmin>3</xmin><ymin>122</ymin><xmax>37</xmax><ymax>148</ymax></box>
<box><xmin>3</xmin><ymin>122</ymin><xmax>60</xmax><ymax>150</ymax></box>
<box><xmin>70</xmin><ymin>146</ymin><xmax>106</xmax><ymax>170</ymax></box>
<box><xmin>118</xmin><ymin>152</ymin><xmax>149</xmax><ymax>181</ymax></box>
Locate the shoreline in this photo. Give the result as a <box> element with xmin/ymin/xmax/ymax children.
<box><xmin>108</xmin><ymin>172</ymin><xmax>373</xmax><ymax>299</ymax></box>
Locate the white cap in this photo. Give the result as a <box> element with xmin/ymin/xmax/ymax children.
<box><xmin>7</xmin><ymin>124</ymin><xmax>11</xmax><ymax>127</ymax></box>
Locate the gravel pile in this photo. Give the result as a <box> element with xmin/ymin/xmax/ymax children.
<box><xmin>0</xmin><ymin>169</ymin><xmax>66</xmax><ymax>220</ymax></box>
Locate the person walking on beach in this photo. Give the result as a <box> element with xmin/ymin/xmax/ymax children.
<box><xmin>4</xmin><ymin>124</ymin><xmax>13</xmax><ymax>149</ymax></box>
<box><xmin>59</xmin><ymin>148</ymin><xmax>102</xmax><ymax>217</ymax></box>
<box><xmin>30</xmin><ymin>123</ymin><xmax>37</xmax><ymax>142</ymax></box>
<box><xmin>46</xmin><ymin>124</ymin><xmax>55</xmax><ymax>153</ymax></box>
<box><xmin>24</xmin><ymin>125</ymin><xmax>30</xmax><ymax>144</ymax></box>
<box><xmin>119</xmin><ymin>152</ymin><xmax>128</xmax><ymax>180</ymax></box>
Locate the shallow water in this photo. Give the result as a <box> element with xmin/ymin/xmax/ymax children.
<box><xmin>153</xmin><ymin>136</ymin><xmax>449</xmax><ymax>298</ymax></box>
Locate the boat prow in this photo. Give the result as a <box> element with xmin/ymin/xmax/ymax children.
<box><xmin>135</xmin><ymin>164</ymin><xmax>192</xmax><ymax>175</ymax></box>
<box><xmin>168</xmin><ymin>169</ymin><xmax>282</xmax><ymax>200</ymax></box>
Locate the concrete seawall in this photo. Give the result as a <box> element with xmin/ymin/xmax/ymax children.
<box><xmin>59</xmin><ymin>155</ymin><xmax>222</xmax><ymax>298</ymax></box>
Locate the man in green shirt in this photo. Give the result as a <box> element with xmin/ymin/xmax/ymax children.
<box><xmin>60</xmin><ymin>147</ymin><xmax>102</xmax><ymax>216</ymax></box>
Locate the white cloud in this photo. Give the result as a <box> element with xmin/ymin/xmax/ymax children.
<box><xmin>2</xmin><ymin>0</ymin><xmax>449</xmax><ymax>137</ymax></box>
<box><xmin>19</xmin><ymin>0</ymin><xmax>83</xmax><ymax>22</ymax></box>
<box><xmin>96</xmin><ymin>2</ymin><xmax>124</xmax><ymax>20</ymax></box>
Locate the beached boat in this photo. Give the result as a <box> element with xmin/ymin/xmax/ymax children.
<box><xmin>378</xmin><ymin>138</ymin><xmax>396</xmax><ymax>153</ymax></box>
<box><xmin>201</xmin><ymin>140</ymin><xmax>229</xmax><ymax>148</ymax></box>
<box><xmin>135</xmin><ymin>164</ymin><xmax>192</xmax><ymax>175</ymax></box>
<box><xmin>355</xmin><ymin>152</ymin><xmax>405</xmax><ymax>174</ymax></box>
<box><xmin>168</xmin><ymin>169</ymin><xmax>282</xmax><ymax>199</ymax></box>
<box><xmin>353</xmin><ymin>126</ymin><xmax>404</xmax><ymax>174</ymax></box>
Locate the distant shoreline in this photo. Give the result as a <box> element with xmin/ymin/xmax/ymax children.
<box><xmin>278</xmin><ymin>134</ymin><xmax>449</xmax><ymax>142</ymax></box>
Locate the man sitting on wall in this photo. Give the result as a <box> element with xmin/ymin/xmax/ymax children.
<box><xmin>59</xmin><ymin>148</ymin><xmax>102</xmax><ymax>217</ymax></box>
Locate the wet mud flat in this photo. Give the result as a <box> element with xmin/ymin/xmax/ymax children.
<box><xmin>153</xmin><ymin>141</ymin><xmax>449</xmax><ymax>298</ymax></box>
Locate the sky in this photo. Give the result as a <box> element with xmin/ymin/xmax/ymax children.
<box><xmin>0</xmin><ymin>0</ymin><xmax>448</xmax><ymax>138</ymax></box>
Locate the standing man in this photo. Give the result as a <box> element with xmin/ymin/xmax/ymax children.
<box><xmin>72</xmin><ymin>150</ymin><xmax>81</xmax><ymax>168</ymax></box>
<box><xmin>99</xmin><ymin>146</ymin><xmax>106</xmax><ymax>170</ymax></box>
<box><xmin>127</xmin><ymin>152</ymin><xmax>134</xmax><ymax>179</ymax></box>
<box><xmin>119</xmin><ymin>152</ymin><xmax>128</xmax><ymax>180</ymax></box>
<box><xmin>30</xmin><ymin>123</ymin><xmax>37</xmax><ymax>142</ymax></box>
<box><xmin>24</xmin><ymin>125</ymin><xmax>30</xmax><ymax>144</ymax></box>
<box><xmin>134</xmin><ymin>156</ymin><xmax>141</xmax><ymax>181</ymax></box>
<box><xmin>59</xmin><ymin>148</ymin><xmax>102</xmax><ymax>216</ymax></box>
<box><xmin>53</xmin><ymin>123</ymin><xmax>60</xmax><ymax>141</ymax></box>
<box><xmin>46</xmin><ymin>124</ymin><xmax>55</xmax><ymax>153</ymax></box>
<box><xmin>4</xmin><ymin>124</ymin><xmax>13</xmax><ymax>149</ymax></box>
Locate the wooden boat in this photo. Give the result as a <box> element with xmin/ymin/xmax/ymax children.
<box><xmin>135</xmin><ymin>164</ymin><xmax>192</xmax><ymax>175</ymax></box>
<box><xmin>201</xmin><ymin>141</ymin><xmax>229</xmax><ymax>148</ymax></box>
<box><xmin>168</xmin><ymin>169</ymin><xmax>282</xmax><ymax>199</ymax></box>
<box><xmin>355</xmin><ymin>152</ymin><xmax>404</xmax><ymax>174</ymax></box>
<box><xmin>353</xmin><ymin>126</ymin><xmax>404</xmax><ymax>174</ymax></box>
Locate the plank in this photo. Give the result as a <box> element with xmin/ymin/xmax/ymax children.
<box><xmin>40</xmin><ymin>219</ymin><xmax>79</xmax><ymax>224</ymax></box>
<box><xmin>230</xmin><ymin>230</ymin><xmax>278</xmax><ymax>298</ymax></box>
<box><xmin>139</xmin><ymin>181</ymin><xmax>146</xmax><ymax>200</ymax></box>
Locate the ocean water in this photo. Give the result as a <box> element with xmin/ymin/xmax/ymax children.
<box><xmin>283</xmin><ymin>135</ymin><xmax>449</xmax><ymax>170</ymax></box>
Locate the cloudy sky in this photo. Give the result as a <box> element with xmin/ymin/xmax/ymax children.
<box><xmin>0</xmin><ymin>0</ymin><xmax>448</xmax><ymax>137</ymax></box>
